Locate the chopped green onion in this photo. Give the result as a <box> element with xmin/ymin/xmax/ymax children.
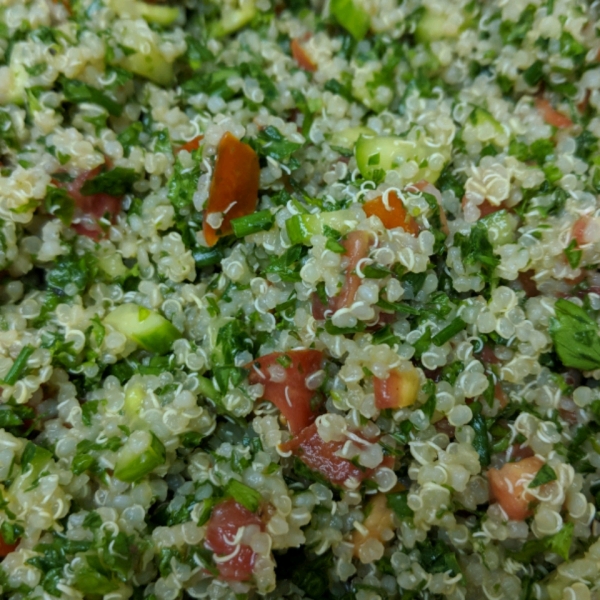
<box><xmin>376</xmin><ymin>298</ymin><xmax>420</xmax><ymax>316</ymax></box>
<box><xmin>193</xmin><ymin>246</ymin><xmax>223</xmax><ymax>268</ymax></box>
<box><xmin>3</xmin><ymin>346</ymin><xmax>34</xmax><ymax>385</ymax></box>
<box><xmin>363</xmin><ymin>264</ymin><xmax>391</xmax><ymax>279</ymax></box>
<box><xmin>285</xmin><ymin>214</ymin><xmax>311</xmax><ymax>244</ymax></box>
<box><xmin>432</xmin><ymin>317</ymin><xmax>467</xmax><ymax>346</ymax></box>
<box><xmin>231</xmin><ymin>210</ymin><xmax>275</xmax><ymax>238</ymax></box>
<box><xmin>324</xmin><ymin>320</ymin><xmax>367</xmax><ymax>335</ymax></box>
<box><xmin>325</xmin><ymin>238</ymin><xmax>346</xmax><ymax>253</ymax></box>
<box><xmin>372</xmin><ymin>325</ymin><xmax>401</xmax><ymax>346</ymax></box>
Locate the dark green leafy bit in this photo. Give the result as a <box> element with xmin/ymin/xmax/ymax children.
<box><xmin>80</xmin><ymin>167</ymin><xmax>138</xmax><ymax>196</ymax></box>
<box><xmin>387</xmin><ymin>491</ymin><xmax>414</xmax><ymax>520</ymax></box>
<box><xmin>263</xmin><ymin>245</ymin><xmax>307</xmax><ymax>282</ymax></box>
<box><xmin>549</xmin><ymin>299</ymin><xmax>600</xmax><ymax>371</ymax></box>
<box><xmin>528</xmin><ymin>463</ymin><xmax>557</xmax><ymax>488</ymax></box>
<box><xmin>46</xmin><ymin>251</ymin><xmax>98</xmax><ymax>296</ymax></box>
<box><xmin>432</xmin><ymin>318</ymin><xmax>466</xmax><ymax>347</ymax></box>
<box><xmin>454</xmin><ymin>222</ymin><xmax>499</xmax><ymax>285</ymax></box>
<box><xmin>470</xmin><ymin>401</ymin><xmax>491</xmax><ymax>468</ymax></box>
<box><xmin>416</xmin><ymin>537</ymin><xmax>462</xmax><ymax>578</ymax></box>
<box><xmin>61</xmin><ymin>77</ymin><xmax>122</xmax><ymax>116</ymax></box>
<box><xmin>509</xmin><ymin>523</ymin><xmax>574</xmax><ymax>562</ymax></box>
<box><xmin>231</xmin><ymin>209</ymin><xmax>274</xmax><ymax>237</ymax></box>
<box><xmin>44</xmin><ymin>186</ymin><xmax>74</xmax><ymax>225</ymax></box>
<box><xmin>563</xmin><ymin>240</ymin><xmax>582</xmax><ymax>270</ymax></box>
<box><xmin>168</xmin><ymin>157</ymin><xmax>200</xmax><ymax>212</ymax></box>
<box><xmin>225</xmin><ymin>479</ymin><xmax>262</xmax><ymax>512</ymax></box>
<box><xmin>251</xmin><ymin>126</ymin><xmax>303</xmax><ymax>169</ymax></box>
<box><xmin>0</xmin><ymin>403</ymin><xmax>36</xmax><ymax>434</ymax></box>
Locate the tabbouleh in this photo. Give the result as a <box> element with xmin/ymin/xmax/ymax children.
<box><xmin>0</xmin><ymin>0</ymin><xmax>599</xmax><ymax>599</ymax></box>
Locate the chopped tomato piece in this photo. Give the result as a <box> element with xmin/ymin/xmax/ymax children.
<box><xmin>517</xmin><ymin>271</ymin><xmax>539</xmax><ymax>298</ymax></box>
<box><xmin>334</xmin><ymin>230</ymin><xmax>371</xmax><ymax>310</ymax></box>
<box><xmin>0</xmin><ymin>533</ymin><xmax>18</xmax><ymax>557</ymax></box>
<box><xmin>571</xmin><ymin>215</ymin><xmax>600</xmax><ymax>246</ymax></box>
<box><xmin>352</xmin><ymin>494</ymin><xmax>395</xmax><ymax>561</ymax></box>
<box><xmin>479</xmin><ymin>345</ymin><xmax>501</xmax><ymax>365</ymax></box>
<box><xmin>374</xmin><ymin>366</ymin><xmax>420</xmax><ymax>410</ymax></box>
<box><xmin>291</xmin><ymin>37</ymin><xmax>316</xmax><ymax>72</ymax></box>
<box><xmin>494</xmin><ymin>381</ymin><xmax>508</xmax><ymax>408</ymax></box>
<box><xmin>282</xmin><ymin>422</ymin><xmax>373</xmax><ymax>487</ymax></box>
<box><xmin>311</xmin><ymin>293</ymin><xmax>329</xmax><ymax>320</ymax></box>
<box><xmin>461</xmin><ymin>196</ymin><xmax>503</xmax><ymax>219</ymax></box>
<box><xmin>203</xmin><ymin>132</ymin><xmax>260</xmax><ymax>247</ymax></box>
<box><xmin>205</xmin><ymin>498</ymin><xmax>263</xmax><ymax>582</ymax></box>
<box><xmin>247</xmin><ymin>350</ymin><xmax>324</xmax><ymax>434</ymax></box>
<box><xmin>177</xmin><ymin>135</ymin><xmax>203</xmax><ymax>154</ymax></box>
<box><xmin>487</xmin><ymin>456</ymin><xmax>544</xmax><ymax>521</ymax></box>
<box><xmin>363</xmin><ymin>191</ymin><xmax>419</xmax><ymax>235</ymax></box>
<box><xmin>535</xmin><ymin>98</ymin><xmax>573</xmax><ymax>129</ymax></box>
<box><xmin>52</xmin><ymin>166</ymin><xmax>122</xmax><ymax>240</ymax></box>
<box><xmin>507</xmin><ymin>443</ymin><xmax>535</xmax><ymax>462</ymax></box>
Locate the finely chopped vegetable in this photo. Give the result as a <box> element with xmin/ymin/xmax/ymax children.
<box><xmin>0</xmin><ymin>0</ymin><xmax>600</xmax><ymax>599</ymax></box>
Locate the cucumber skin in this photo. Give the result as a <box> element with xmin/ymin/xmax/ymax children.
<box><xmin>103</xmin><ymin>304</ymin><xmax>179</xmax><ymax>355</ymax></box>
<box><xmin>114</xmin><ymin>432</ymin><xmax>166</xmax><ymax>483</ymax></box>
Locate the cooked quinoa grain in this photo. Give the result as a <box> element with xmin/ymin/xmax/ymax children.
<box><xmin>0</xmin><ymin>0</ymin><xmax>599</xmax><ymax>599</ymax></box>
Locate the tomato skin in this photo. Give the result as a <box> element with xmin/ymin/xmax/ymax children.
<box><xmin>248</xmin><ymin>350</ymin><xmax>324</xmax><ymax>434</ymax></box>
<box><xmin>281</xmin><ymin>422</ymin><xmax>367</xmax><ymax>487</ymax></box>
<box><xmin>535</xmin><ymin>98</ymin><xmax>573</xmax><ymax>129</ymax></box>
<box><xmin>203</xmin><ymin>132</ymin><xmax>260</xmax><ymax>247</ymax></box>
<box><xmin>462</xmin><ymin>196</ymin><xmax>503</xmax><ymax>219</ymax></box>
<box><xmin>205</xmin><ymin>498</ymin><xmax>263</xmax><ymax>582</ymax></box>
<box><xmin>177</xmin><ymin>135</ymin><xmax>203</xmax><ymax>154</ymax></box>
<box><xmin>291</xmin><ymin>38</ymin><xmax>316</xmax><ymax>72</ymax></box>
<box><xmin>334</xmin><ymin>230</ymin><xmax>371</xmax><ymax>310</ymax></box>
<box><xmin>374</xmin><ymin>367</ymin><xmax>420</xmax><ymax>411</ymax></box>
<box><xmin>517</xmin><ymin>270</ymin><xmax>539</xmax><ymax>298</ymax></box>
<box><xmin>363</xmin><ymin>191</ymin><xmax>419</xmax><ymax>235</ymax></box>
<box><xmin>487</xmin><ymin>456</ymin><xmax>544</xmax><ymax>521</ymax></box>
<box><xmin>0</xmin><ymin>533</ymin><xmax>18</xmax><ymax>557</ymax></box>
<box><xmin>52</xmin><ymin>166</ymin><xmax>122</xmax><ymax>240</ymax></box>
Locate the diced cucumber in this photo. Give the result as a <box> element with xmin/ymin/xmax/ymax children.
<box><xmin>415</xmin><ymin>9</ymin><xmax>452</xmax><ymax>43</ymax></box>
<box><xmin>107</xmin><ymin>0</ymin><xmax>181</xmax><ymax>25</ymax></box>
<box><xmin>122</xmin><ymin>50</ymin><xmax>173</xmax><ymax>86</ymax></box>
<box><xmin>330</xmin><ymin>0</ymin><xmax>370</xmax><ymax>41</ymax></box>
<box><xmin>211</xmin><ymin>0</ymin><xmax>256</xmax><ymax>37</ymax></box>
<box><xmin>114</xmin><ymin>430</ymin><xmax>166</xmax><ymax>482</ymax></box>
<box><xmin>355</xmin><ymin>135</ymin><xmax>448</xmax><ymax>184</ymax></box>
<box><xmin>123</xmin><ymin>382</ymin><xmax>145</xmax><ymax>418</ymax></box>
<box><xmin>330</xmin><ymin>126</ymin><xmax>376</xmax><ymax>150</ymax></box>
<box><xmin>285</xmin><ymin>209</ymin><xmax>358</xmax><ymax>245</ymax></box>
<box><xmin>481</xmin><ymin>209</ymin><xmax>518</xmax><ymax>245</ymax></box>
<box><xmin>103</xmin><ymin>303</ymin><xmax>179</xmax><ymax>354</ymax></box>
<box><xmin>471</xmin><ymin>107</ymin><xmax>503</xmax><ymax>136</ymax></box>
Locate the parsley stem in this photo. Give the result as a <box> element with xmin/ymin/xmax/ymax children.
<box><xmin>231</xmin><ymin>209</ymin><xmax>274</xmax><ymax>238</ymax></box>
<box><xmin>3</xmin><ymin>345</ymin><xmax>34</xmax><ymax>385</ymax></box>
<box><xmin>432</xmin><ymin>317</ymin><xmax>467</xmax><ymax>346</ymax></box>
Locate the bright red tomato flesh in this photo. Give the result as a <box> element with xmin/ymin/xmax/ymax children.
<box><xmin>205</xmin><ymin>498</ymin><xmax>263</xmax><ymax>582</ymax></box>
<box><xmin>248</xmin><ymin>350</ymin><xmax>324</xmax><ymax>434</ymax></box>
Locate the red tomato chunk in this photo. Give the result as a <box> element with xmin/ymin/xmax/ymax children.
<box><xmin>248</xmin><ymin>350</ymin><xmax>324</xmax><ymax>434</ymax></box>
<box><xmin>205</xmin><ymin>498</ymin><xmax>263</xmax><ymax>582</ymax></box>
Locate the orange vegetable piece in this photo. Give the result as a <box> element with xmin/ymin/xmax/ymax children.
<box><xmin>363</xmin><ymin>191</ymin><xmax>419</xmax><ymax>235</ymax></box>
<box><xmin>203</xmin><ymin>132</ymin><xmax>260</xmax><ymax>247</ymax></box>
<box><xmin>374</xmin><ymin>366</ymin><xmax>420</xmax><ymax>410</ymax></box>
<box><xmin>487</xmin><ymin>456</ymin><xmax>544</xmax><ymax>521</ymax></box>
<box><xmin>352</xmin><ymin>494</ymin><xmax>395</xmax><ymax>561</ymax></box>
<box><xmin>334</xmin><ymin>230</ymin><xmax>371</xmax><ymax>310</ymax></box>
<box><xmin>535</xmin><ymin>98</ymin><xmax>573</xmax><ymax>129</ymax></box>
<box><xmin>177</xmin><ymin>135</ymin><xmax>203</xmax><ymax>154</ymax></box>
<box><xmin>291</xmin><ymin>38</ymin><xmax>317</xmax><ymax>72</ymax></box>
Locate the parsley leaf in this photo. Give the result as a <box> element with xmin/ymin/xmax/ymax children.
<box><xmin>549</xmin><ymin>299</ymin><xmax>600</xmax><ymax>371</ymax></box>
<box><xmin>528</xmin><ymin>463</ymin><xmax>557</xmax><ymax>488</ymax></box>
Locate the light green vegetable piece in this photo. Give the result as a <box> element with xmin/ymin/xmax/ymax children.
<box><xmin>211</xmin><ymin>0</ymin><xmax>256</xmax><ymax>37</ymax></box>
<box><xmin>114</xmin><ymin>430</ymin><xmax>166</xmax><ymax>482</ymax></box>
<box><xmin>107</xmin><ymin>0</ymin><xmax>181</xmax><ymax>25</ymax></box>
<box><xmin>480</xmin><ymin>209</ymin><xmax>518</xmax><ymax>245</ymax></box>
<box><xmin>286</xmin><ymin>209</ymin><xmax>358</xmax><ymax>245</ymax></box>
<box><xmin>330</xmin><ymin>0</ymin><xmax>370</xmax><ymax>41</ymax></box>
<box><xmin>549</xmin><ymin>299</ymin><xmax>600</xmax><ymax>371</ymax></box>
<box><xmin>103</xmin><ymin>303</ymin><xmax>179</xmax><ymax>354</ymax></box>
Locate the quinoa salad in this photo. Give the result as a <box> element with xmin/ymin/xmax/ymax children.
<box><xmin>1</xmin><ymin>0</ymin><xmax>600</xmax><ymax>599</ymax></box>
